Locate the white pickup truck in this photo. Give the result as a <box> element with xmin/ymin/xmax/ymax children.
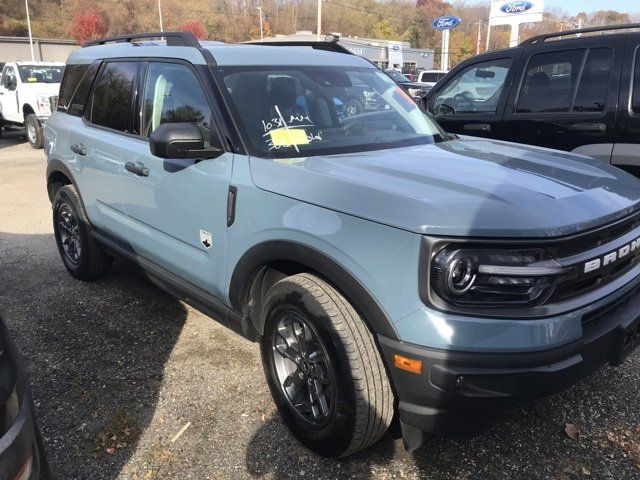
<box><xmin>0</xmin><ymin>61</ymin><xmax>64</xmax><ymax>148</ymax></box>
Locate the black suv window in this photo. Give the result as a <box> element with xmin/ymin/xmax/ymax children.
<box><xmin>573</xmin><ymin>48</ymin><xmax>613</xmax><ymax>112</ymax></box>
<box><xmin>632</xmin><ymin>48</ymin><xmax>640</xmax><ymax>114</ymax></box>
<box><xmin>516</xmin><ymin>50</ymin><xmax>583</xmax><ymax>113</ymax></box>
<box><xmin>431</xmin><ymin>58</ymin><xmax>512</xmax><ymax>116</ymax></box>
<box><xmin>140</xmin><ymin>62</ymin><xmax>212</xmax><ymax>145</ymax></box>
<box><xmin>89</xmin><ymin>61</ymin><xmax>137</xmax><ymax>132</ymax></box>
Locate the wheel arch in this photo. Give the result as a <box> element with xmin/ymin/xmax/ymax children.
<box><xmin>229</xmin><ymin>241</ymin><xmax>399</xmax><ymax>340</ymax></box>
<box><xmin>46</xmin><ymin>159</ymin><xmax>78</xmax><ymax>204</ymax></box>
<box><xmin>22</xmin><ymin>103</ymin><xmax>35</xmax><ymax>118</ymax></box>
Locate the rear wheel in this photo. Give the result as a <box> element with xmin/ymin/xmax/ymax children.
<box><xmin>261</xmin><ymin>273</ymin><xmax>394</xmax><ymax>457</ymax></box>
<box><xmin>53</xmin><ymin>185</ymin><xmax>111</xmax><ymax>280</ymax></box>
<box><xmin>25</xmin><ymin>114</ymin><xmax>43</xmax><ymax>149</ymax></box>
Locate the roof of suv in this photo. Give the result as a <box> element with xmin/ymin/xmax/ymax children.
<box><xmin>66</xmin><ymin>37</ymin><xmax>372</xmax><ymax>68</ymax></box>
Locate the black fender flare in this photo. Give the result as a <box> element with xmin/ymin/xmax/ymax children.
<box><xmin>229</xmin><ymin>240</ymin><xmax>399</xmax><ymax>339</ymax></box>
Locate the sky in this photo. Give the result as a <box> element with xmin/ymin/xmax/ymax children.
<box><xmin>546</xmin><ymin>0</ymin><xmax>638</xmax><ymax>15</ymax></box>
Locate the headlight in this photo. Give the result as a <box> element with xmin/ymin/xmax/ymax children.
<box><xmin>36</xmin><ymin>94</ymin><xmax>51</xmax><ymax>115</ymax></box>
<box><xmin>431</xmin><ymin>247</ymin><xmax>566</xmax><ymax>308</ymax></box>
<box><xmin>407</xmin><ymin>88</ymin><xmax>428</xmax><ymax>98</ymax></box>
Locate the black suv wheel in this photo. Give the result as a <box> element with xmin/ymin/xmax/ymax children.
<box><xmin>53</xmin><ymin>185</ymin><xmax>111</xmax><ymax>280</ymax></box>
<box><xmin>261</xmin><ymin>273</ymin><xmax>394</xmax><ymax>457</ymax></box>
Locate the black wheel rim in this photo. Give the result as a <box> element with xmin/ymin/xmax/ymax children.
<box><xmin>271</xmin><ymin>311</ymin><xmax>335</xmax><ymax>427</ymax></box>
<box><xmin>58</xmin><ymin>203</ymin><xmax>81</xmax><ymax>264</ymax></box>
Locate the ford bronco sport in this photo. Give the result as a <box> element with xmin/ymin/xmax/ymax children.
<box><xmin>45</xmin><ymin>32</ymin><xmax>640</xmax><ymax>457</ymax></box>
<box><xmin>0</xmin><ymin>61</ymin><xmax>64</xmax><ymax>148</ymax></box>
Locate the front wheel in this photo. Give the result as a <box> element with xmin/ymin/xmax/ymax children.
<box><xmin>261</xmin><ymin>273</ymin><xmax>394</xmax><ymax>457</ymax></box>
<box><xmin>25</xmin><ymin>114</ymin><xmax>43</xmax><ymax>149</ymax></box>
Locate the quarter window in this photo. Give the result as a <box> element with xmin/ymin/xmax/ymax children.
<box><xmin>89</xmin><ymin>62</ymin><xmax>137</xmax><ymax>132</ymax></box>
<box><xmin>431</xmin><ymin>58</ymin><xmax>511</xmax><ymax>116</ymax></box>
<box><xmin>632</xmin><ymin>49</ymin><xmax>640</xmax><ymax>114</ymax></box>
<box><xmin>141</xmin><ymin>62</ymin><xmax>213</xmax><ymax>145</ymax></box>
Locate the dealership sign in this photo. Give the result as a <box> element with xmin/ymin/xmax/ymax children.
<box><xmin>500</xmin><ymin>1</ymin><xmax>534</xmax><ymax>14</ymax></box>
<box><xmin>432</xmin><ymin>16</ymin><xmax>461</xmax><ymax>30</ymax></box>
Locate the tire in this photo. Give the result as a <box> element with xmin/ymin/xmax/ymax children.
<box><xmin>52</xmin><ymin>185</ymin><xmax>111</xmax><ymax>280</ymax></box>
<box><xmin>260</xmin><ymin>273</ymin><xmax>394</xmax><ymax>457</ymax></box>
<box><xmin>25</xmin><ymin>114</ymin><xmax>43</xmax><ymax>149</ymax></box>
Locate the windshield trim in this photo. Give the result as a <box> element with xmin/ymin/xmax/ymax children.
<box><xmin>212</xmin><ymin>65</ymin><xmax>447</xmax><ymax>160</ymax></box>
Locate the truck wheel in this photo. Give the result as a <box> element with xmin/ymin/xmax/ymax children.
<box><xmin>25</xmin><ymin>114</ymin><xmax>43</xmax><ymax>149</ymax></box>
<box><xmin>261</xmin><ymin>273</ymin><xmax>394</xmax><ymax>457</ymax></box>
<box><xmin>52</xmin><ymin>185</ymin><xmax>111</xmax><ymax>280</ymax></box>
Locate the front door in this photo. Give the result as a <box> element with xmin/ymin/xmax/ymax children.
<box><xmin>0</xmin><ymin>65</ymin><xmax>20</xmax><ymax>122</ymax></box>
<box><xmin>119</xmin><ymin>60</ymin><xmax>232</xmax><ymax>298</ymax></box>
<box><xmin>501</xmin><ymin>36</ymin><xmax>624</xmax><ymax>161</ymax></box>
<box><xmin>425</xmin><ymin>51</ymin><xmax>521</xmax><ymax>139</ymax></box>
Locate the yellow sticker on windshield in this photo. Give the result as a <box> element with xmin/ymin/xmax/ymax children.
<box><xmin>269</xmin><ymin>128</ymin><xmax>309</xmax><ymax>147</ymax></box>
<box><xmin>27</xmin><ymin>77</ymin><xmax>37</xmax><ymax>82</ymax></box>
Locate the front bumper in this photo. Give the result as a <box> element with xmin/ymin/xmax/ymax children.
<box><xmin>379</xmin><ymin>284</ymin><xmax>640</xmax><ymax>449</ymax></box>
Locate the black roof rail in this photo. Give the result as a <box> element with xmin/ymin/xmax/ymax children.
<box><xmin>84</xmin><ymin>31</ymin><xmax>201</xmax><ymax>48</ymax></box>
<box><xmin>245</xmin><ymin>40</ymin><xmax>354</xmax><ymax>56</ymax></box>
<box><xmin>520</xmin><ymin>23</ymin><xmax>640</xmax><ymax>46</ymax></box>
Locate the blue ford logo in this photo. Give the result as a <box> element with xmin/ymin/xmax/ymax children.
<box><xmin>432</xmin><ymin>16</ymin><xmax>461</xmax><ymax>30</ymax></box>
<box><xmin>500</xmin><ymin>1</ymin><xmax>533</xmax><ymax>14</ymax></box>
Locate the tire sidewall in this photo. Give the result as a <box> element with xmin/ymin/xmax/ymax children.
<box><xmin>26</xmin><ymin>114</ymin><xmax>42</xmax><ymax>149</ymax></box>
<box><xmin>261</xmin><ymin>284</ymin><xmax>358</xmax><ymax>457</ymax></box>
<box><xmin>52</xmin><ymin>187</ymin><xmax>91</xmax><ymax>276</ymax></box>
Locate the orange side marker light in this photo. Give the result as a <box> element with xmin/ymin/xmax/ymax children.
<box><xmin>393</xmin><ymin>354</ymin><xmax>423</xmax><ymax>374</ymax></box>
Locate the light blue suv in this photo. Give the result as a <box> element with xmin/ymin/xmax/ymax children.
<box><xmin>44</xmin><ymin>32</ymin><xmax>640</xmax><ymax>457</ymax></box>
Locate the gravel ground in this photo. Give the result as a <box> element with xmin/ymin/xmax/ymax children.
<box><xmin>0</xmin><ymin>129</ymin><xmax>639</xmax><ymax>479</ymax></box>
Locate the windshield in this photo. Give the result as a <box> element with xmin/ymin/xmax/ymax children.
<box><xmin>17</xmin><ymin>65</ymin><xmax>64</xmax><ymax>83</ymax></box>
<box><xmin>216</xmin><ymin>66</ymin><xmax>444</xmax><ymax>159</ymax></box>
<box><xmin>421</xmin><ymin>72</ymin><xmax>445</xmax><ymax>83</ymax></box>
<box><xmin>385</xmin><ymin>70</ymin><xmax>410</xmax><ymax>83</ymax></box>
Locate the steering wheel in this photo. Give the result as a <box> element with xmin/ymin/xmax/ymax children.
<box><xmin>453</xmin><ymin>92</ymin><xmax>475</xmax><ymax>113</ymax></box>
<box><xmin>342</xmin><ymin>120</ymin><xmax>368</xmax><ymax>137</ymax></box>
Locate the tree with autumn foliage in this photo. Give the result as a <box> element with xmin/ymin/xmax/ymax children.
<box><xmin>70</xmin><ymin>7</ymin><xmax>107</xmax><ymax>45</ymax></box>
<box><xmin>180</xmin><ymin>19</ymin><xmax>206</xmax><ymax>39</ymax></box>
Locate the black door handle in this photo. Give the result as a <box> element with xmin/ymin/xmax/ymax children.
<box><xmin>569</xmin><ymin>123</ymin><xmax>606</xmax><ymax>133</ymax></box>
<box><xmin>70</xmin><ymin>143</ymin><xmax>87</xmax><ymax>156</ymax></box>
<box><xmin>125</xmin><ymin>161</ymin><xmax>149</xmax><ymax>177</ymax></box>
<box><xmin>462</xmin><ymin>123</ymin><xmax>491</xmax><ymax>133</ymax></box>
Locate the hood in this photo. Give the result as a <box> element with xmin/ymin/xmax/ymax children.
<box><xmin>249</xmin><ymin>138</ymin><xmax>640</xmax><ymax>238</ymax></box>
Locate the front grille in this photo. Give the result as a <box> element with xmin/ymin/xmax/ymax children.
<box><xmin>549</xmin><ymin>211</ymin><xmax>640</xmax><ymax>302</ymax></box>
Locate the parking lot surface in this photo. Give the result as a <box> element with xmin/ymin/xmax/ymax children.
<box><xmin>0</xmin><ymin>130</ymin><xmax>639</xmax><ymax>479</ymax></box>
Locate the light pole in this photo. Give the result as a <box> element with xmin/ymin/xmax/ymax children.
<box><xmin>24</xmin><ymin>0</ymin><xmax>35</xmax><ymax>61</ymax></box>
<box><xmin>257</xmin><ymin>6</ymin><xmax>264</xmax><ymax>42</ymax></box>
<box><xmin>316</xmin><ymin>0</ymin><xmax>322</xmax><ymax>41</ymax></box>
<box><xmin>157</xmin><ymin>0</ymin><xmax>164</xmax><ymax>32</ymax></box>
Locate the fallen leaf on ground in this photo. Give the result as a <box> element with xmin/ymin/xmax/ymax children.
<box><xmin>565</xmin><ymin>423</ymin><xmax>580</xmax><ymax>440</ymax></box>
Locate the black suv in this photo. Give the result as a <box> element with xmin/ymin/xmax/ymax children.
<box><xmin>422</xmin><ymin>24</ymin><xmax>640</xmax><ymax>171</ymax></box>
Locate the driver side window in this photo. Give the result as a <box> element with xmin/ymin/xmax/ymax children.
<box><xmin>431</xmin><ymin>58</ymin><xmax>512</xmax><ymax>116</ymax></box>
<box><xmin>2</xmin><ymin>67</ymin><xmax>16</xmax><ymax>89</ymax></box>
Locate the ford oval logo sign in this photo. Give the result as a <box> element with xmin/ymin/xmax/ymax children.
<box><xmin>500</xmin><ymin>1</ymin><xmax>533</xmax><ymax>14</ymax></box>
<box><xmin>432</xmin><ymin>16</ymin><xmax>461</xmax><ymax>30</ymax></box>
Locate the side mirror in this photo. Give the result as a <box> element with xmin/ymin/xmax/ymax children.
<box><xmin>6</xmin><ymin>80</ymin><xmax>17</xmax><ymax>90</ymax></box>
<box><xmin>149</xmin><ymin>123</ymin><xmax>223</xmax><ymax>159</ymax></box>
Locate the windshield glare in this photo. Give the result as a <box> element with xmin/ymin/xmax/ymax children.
<box><xmin>217</xmin><ymin>66</ymin><xmax>444</xmax><ymax>158</ymax></box>
<box><xmin>18</xmin><ymin>65</ymin><xmax>64</xmax><ymax>83</ymax></box>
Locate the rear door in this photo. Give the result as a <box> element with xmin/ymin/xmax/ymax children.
<box><xmin>424</xmin><ymin>50</ymin><xmax>522</xmax><ymax>139</ymax></box>
<box><xmin>612</xmin><ymin>35</ymin><xmax>640</xmax><ymax>168</ymax></box>
<box><xmin>501</xmin><ymin>36</ymin><xmax>624</xmax><ymax>160</ymax></box>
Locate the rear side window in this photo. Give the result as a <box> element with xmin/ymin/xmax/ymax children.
<box><xmin>58</xmin><ymin>65</ymin><xmax>88</xmax><ymax>112</ymax></box>
<box><xmin>632</xmin><ymin>49</ymin><xmax>640</xmax><ymax>114</ymax></box>
<box><xmin>573</xmin><ymin>48</ymin><xmax>613</xmax><ymax>112</ymax></box>
<box><xmin>67</xmin><ymin>62</ymin><xmax>100</xmax><ymax>116</ymax></box>
<box><xmin>516</xmin><ymin>50</ymin><xmax>584</xmax><ymax>113</ymax></box>
<box><xmin>89</xmin><ymin>61</ymin><xmax>137</xmax><ymax>132</ymax></box>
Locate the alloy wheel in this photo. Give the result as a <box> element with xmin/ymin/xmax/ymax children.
<box><xmin>58</xmin><ymin>203</ymin><xmax>81</xmax><ymax>264</ymax></box>
<box><xmin>271</xmin><ymin>312</ymin><xmax>335</xmax><ymax>426</ymax></box>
